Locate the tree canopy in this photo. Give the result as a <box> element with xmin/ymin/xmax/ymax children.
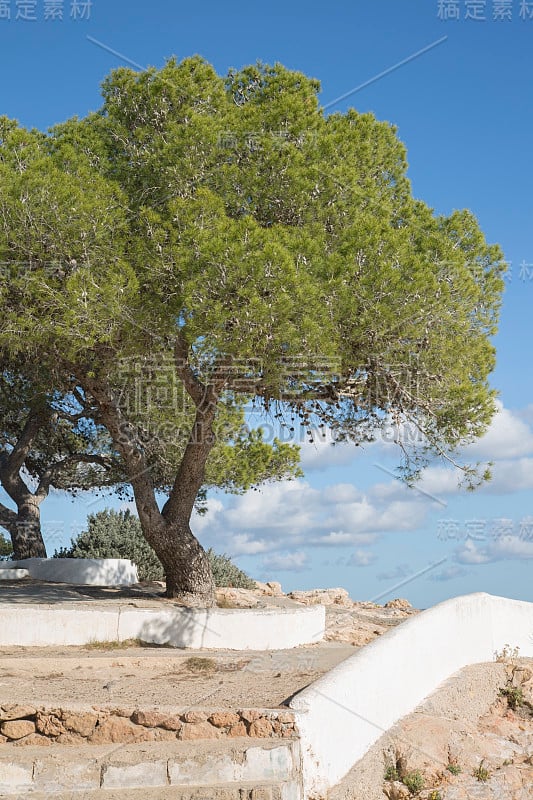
<box><xmin>0</xmin><ymin>57</ymin><xmax>505</xmax><ymax>603</ymax></box>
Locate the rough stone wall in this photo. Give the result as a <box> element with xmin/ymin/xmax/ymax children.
<box><xmin>0</xmin><ymin>704</ymin><xmax>297</xmax><ymax>747</ymax></box>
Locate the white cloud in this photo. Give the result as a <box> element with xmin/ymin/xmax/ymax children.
<box><xmin>466</xmin><ymin>401</ymin><xmax>533</xmax><ymax>459</ymax></box>
<box><xmin>347</xmin><ymin>549</ymin><xmax>377</xmax><ymax>567</ymax></box>
<box><xmin>455</xmin><ymin>535</ymin><xmax>533</xmax><ymax>565</ymax></box>
<box><xmin>261</xmin><ymin>551</ymin><xmax>310</xmax><ymax>572</ymax></box>
<box><xmin>429</xmin><ymin>565</ymin><xmax>469</xmax><ymax>582</ymax></box>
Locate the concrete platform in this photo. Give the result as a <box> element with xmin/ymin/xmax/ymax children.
<box><xmin>0</xmin><ymin>580</ymin><xmax>325</xmax><ymax>650</ymax></box>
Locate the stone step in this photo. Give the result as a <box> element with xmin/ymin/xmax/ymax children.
<box><xmin>0</xmin><ymin>739</ymin><xmax>303</xmax><ymax>798</ymax></box>
<box><xmin>0</xmin><ymin>783</ymin><xmax>300</xmax><ymax>799</ymax></box>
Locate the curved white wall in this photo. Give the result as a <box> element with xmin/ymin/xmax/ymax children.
<box><xmin>13</xmin><ymin>558</ymin><xmax>139</xmax><ymax>586</ymax></box>
<box><xmin>0</xmin><ymin>602</ymin><xmax>325</xmax><ymax>650</ymax></box>
<box><xmin>289</xmin><ymin>592</ymin><xmax>533</xmax><ymax>799</ymax></box>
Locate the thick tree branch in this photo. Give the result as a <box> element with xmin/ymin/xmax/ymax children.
<box><xmin>0</xmin><ymin>500</ymin><xmax>17</xmax><ymax>536</ymax></box>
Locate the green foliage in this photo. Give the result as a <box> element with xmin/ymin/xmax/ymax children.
<box><xmin>206</xmin><ymin>548</ymin><xmax>256</xmax><ymax>589</ymax></box>
<box><xmin>499</xmin><ymin>685</ymin><xmax>525</xmax><ymax>710</ymax></box>
<box><xmin>54</xmin><ymin>509</ymin><xmax>163</xmax><ymax>582</ymax></box>
<box><xmin>473</xmin><ymin>761</ymin><xmax>491</xmax><ymax>782</ymax></box>
<box><xmin>384</xmin><ymin>765</ymin><xmax>400</xmax><ymax>782</ymax></box>
<box><xmin>446</xmin><ymin>763</ymin><xmax>461</xmax><ymax>776</ymax></box>
<box><xmin>402</xmin><ymin>771</ymin><xmax>425</xmax><ymax>794</ymax></box>
<box><xmin>54</xmin><ymin>509</ymin><xmax>256</xmax><ymax>588</ymax></box>
<box><xmin>0</xmin><ymin>55</ymin><xmax>507</xmax><ymax>492</ymax></box>
<box><xmin>0</xmin><ymin>530</ymin><xmax>12</xmax><ymax>559</ymax></box>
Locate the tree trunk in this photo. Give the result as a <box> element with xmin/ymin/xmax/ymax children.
<box><xmin>82</xmin><ymin>370</ymin><xmax>218</xmax><ymax>606</ymax></box>
<box><xmin>143</xmin><ymin>517</ymin><xmax>215</xmax><ymax>605</ymax></box>
<box><xmin>10</xmin><ymin>499</ymin><xmax>47</xmax><ymax>560</ymax></box>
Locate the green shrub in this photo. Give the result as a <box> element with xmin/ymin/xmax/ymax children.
<box><xmin>53</xmin><ymin>509</ymin><xmax>255</xmax><ymax>588</ymax></box>
<box><xmin>473</xmin><ymin>761</ymin><xmax>490</xmax><ymax>782</ymax></box>
<box><xmin>402</xmin><ymin>771</ymin><xmax>424</xmax><ymax>794</ymax></box>
<box><xmin>0</xmin><ymin>532</ymin><xmax>13</xmax><ymax>561</ymax></box>
<box><xmin>446</xmin><ymin>763</ymin><xmax>461</xmax><ymax>776</ymax></box>
<box><xmin>206</xmin><ymin>548</ymin><xmax>256</xmax><ymax>589</ymax></box>
<box><xmin>499</xmin><ymin>685</ymin><xmax>525</xmax><ymax>710</ymax></box>
<box><xmin>384</xmin><ymin>765</ymin><xmax>399</xmax><ymax>782</ymax></box>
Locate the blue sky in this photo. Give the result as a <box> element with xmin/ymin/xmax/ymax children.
<box><xmin>1</xmin><ymin>0</ymin><xmax>532</xmax><ymax>607</ymax></box>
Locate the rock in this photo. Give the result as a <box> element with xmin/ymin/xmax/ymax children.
<box><xmin>178</xmin><ymin>721</ymin><xmax>220</xmax><ymax>740</ymax></box>
<box><xmin>248</xmin><ymin>718</ymin><xmax>273</xmax><ymax>738</ymax></box>
<box><xmin>35</xmin><ymin>712</ymin><xmax>65</xmax><ymax>737</ymax></box>
<box><xmin>159</xmin><ymin>716</ymin><xmax>183</xmax><ymax>731</ymax></box>
<box><xmin>208</xmin><ymin>711</ymin><xmax>241</xmax><ymax>728</ymax></box>
<box><xmin>288</xmin><ymin>588</ymin><xmax>351</xmax><ymax>606</ymax></box>
<box><xmin>61</xmin><ymin>711</ymin><xmax>98</xmax><ymax>738</ymax></box>
<box><xmin>151</xmin><ymin>728</ymin><xmax>178</xmax><ymax>741</ymax></box>
<box><xmin>227</xmin><ymin>722</ymin><xmax>248</xmax><ymax>737</ymax></box>
<box><xmin>254</xmin><ymin>581</ymin><xmax>284</xmax><ymax>596</ymax></box>
<box><xmin>0</xmin><ymin>704</ymin><xmax>36</xmax><ymax>721</ymax></box>
<box><xmin>384</xmin><ymin>598</ymin><xmax>412</xmax><ymax>610</ymax></box>
<box><xmin>275</xmin><ymin>711</ymin><xmax>294</xmax><ymax>724</ymax></box>
<box><xmin>1</xmin><ymin>720</ymin><xmax>36</xmax><ymax>740</ymax></box>
<box><xmin>216</xmin><ymin>587</ymin><xmax>259</xmax><ymax>607</ymax></box>
<box><xmin>13</xmin><ymin>732</ymin><xmax>51</xmax><ymax>747</ymax></box>
<box><xmin>0</xmin><ymin>734</ymin><xmax>7</xmax><ymax>744</ymax></box>
<box><xmin>56</xmin><ymin>732</ymin><xmax>85</xmax><ymax>745</ymax></box>
<box><xmin>383</xmin><ymin>780</ymin><xmax>411</xmax><ymax>800</ymax></box>
<box><xmin>89</xmin><ymin>717</ymin><xmax>151</xmax><ymax>744</ymax></box>
<box><xmin>182</xmin><ymin>711</ymin><xmax>207</xmax><ymax>724</ymax></box>
<box><xmin>239</xmin><ymin>709</ymin><xmax>261</xmax><ymax>723</ymax></box>
<box><xmin>130</xmin><ymin>710</ymin><xmax>171</xmax><ymax>728</ymax></box>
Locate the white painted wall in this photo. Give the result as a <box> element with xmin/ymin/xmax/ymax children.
<box><xmin>289</xmin><ymin>592</ymin><xmax>533</xmax><ymax>799</ymax></box>
<box><xmin>0</xmin><ymin>602</ymin><xmax>325</xmax><ymax>650</ymax></box>
<box><xmin>12</xmin><ymin>557</ymin><xmax>139</xmax><ymax>586</ymax></box>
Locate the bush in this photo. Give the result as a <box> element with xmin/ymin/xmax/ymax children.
<box><xmin>206</xmin><ymin>548</ymin><xmax>256</xmax><ymax>589</ymax></box>
<box><xmin>0</xmin><ymin>532</ymin><xmax>13</xmax><ymax>561</ymax></box>
<box><xmin>54</xmin><ymin>509</ymin><xmax>255</xmax><ymax>588</ymax></box>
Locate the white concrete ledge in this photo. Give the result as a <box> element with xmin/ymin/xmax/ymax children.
<box><xmin>0</xmin><ymin>568</ymin><xmax>29</xmax><ymax>580</ymax></box>
<box><xmin>289</xmin><ymin>592</ymin><xmax>533</xmax><ymax>799</ymax></box>
<box><xmin>10</xmin><ymin>558</ymin><xmax>139</xmax><ymax>586</ymax></box>
<box><xmin>0</xmin><ymin>602</ymin><xmax>325</xmax><ymax>650</ymax></box>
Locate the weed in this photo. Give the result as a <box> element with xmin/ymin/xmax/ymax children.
<box><xmin>183</xmin><ymin>656</ymin><xmax>216</xmax><ymax>673</ymax></box>
<box><xmin>84</xmin><ymin>638</ymin><xmax>143</xmax><ymax>650</ymax></box>
<box><xmin>446</xmin><ymin>763</ymin><xmax>461</xmax><ymax>776</ymax></box>
<box><xmin>473</xmin><ymin>761</ymin><xmax>491</xmax><ymax>782</ymax></box>
<box><xmin>384</xmin><ymin>765</ymin><xmax>399</xmax><ymax>781</ymax></box>
<box><xmin>499</xmin><ymin>685</ymin><xmax>525</xmax><ymax>710</ymax></box>
<box><xmin>428</xmin><ymin>792</ymin><xmax>442</xmax><ymax>800</ymax></box>
<box><xmin>494</xmin><ymin>644</ymin><xmax>520</xmax><ymax>663</ymax></box>
<box><xmin>402</xmin><ymin>770</ymin><xmax>424</xmax><ymax>794</ymax></box>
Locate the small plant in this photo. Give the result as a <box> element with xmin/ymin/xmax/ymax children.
<box><xmin>183</xmin><ymin>656</ymin><xmax>216</xmax><ymax>674</ymax></box>
<box><xmin>446</xmin><ymin>763</ymin><xmax>461</xmax><ymax>776</ymax></box>
<box><xmin>499</xmin><ymin>685</ymin><xmax>525</xmax><ymax>709</ymax></box>
<box><xmin>384</xmin><ymin>765</ymin><xmax>399</xmax><ymax>781</ymax></box>
<box><xmin>473</xmin><ymin>761</ymin><xmax>491</xmax><ymax>782</ymax></box>
<box><xmin>428</xmin><ymin>792</ymin><xmax>442</xmax><ymax>800</ymax></box>
<box><xmin>494</xmin><ymin>644</ymin><xmax>520</xmax><ymax>662</ymax></box>
<box><xmin>402</xmin><ymin>770</ymin><xmax>425</xmax><ymax>794</ymax></box>
<box><xmin>84</xmin><ymin>638</ymin><xmax>144</xmax><ymax>650</ymax></box>
<box><xmin>502</xmin><ymin>758</ymin><xmax>513</xmax><ymax>766</ymax></box>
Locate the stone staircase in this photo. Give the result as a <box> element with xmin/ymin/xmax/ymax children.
<box><xmin>0</xmin><ymin>738</ymin><xmax>303</xmax><ymax>799</ymax></box>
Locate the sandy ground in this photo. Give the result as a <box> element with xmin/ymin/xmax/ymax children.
<box><xmin>0</xmin><ymin>580</ymin><xmax>415</xmax><ymax>711</ymax></box>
